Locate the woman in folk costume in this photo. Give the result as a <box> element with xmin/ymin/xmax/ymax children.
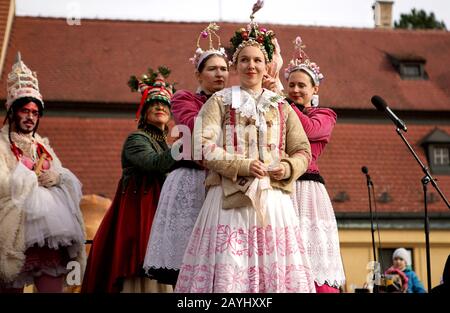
<box><xmin>0</xmin><ymin>53</ymin><xmax>86</xmax><ymax>293</ymax></box>
<box><xmin>175</xmin><ymin>2</ymin><xmax>315</xmax><ymax>293</ymax></box>
<box><xmin>143</xmin><ymin>23</ymin><xmax>229</xmax><ymax>288</ymax></box>
<box><xmin>81</xmin><ymin>68</ymin><xmax>177</xmax><ymax>293</ymax></box>
<box><xmin>284</xmin><ymin>37</ymin><xmax>345</xmax><ymax>292</ymax></box>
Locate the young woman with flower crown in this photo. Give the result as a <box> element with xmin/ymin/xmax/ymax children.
<box><xmin>284</xmin><ymin>36</ymin><xmax>346</xmax><ymax>293</ymax></box>
<box><xmin>143</xmin><ymin>23</ymin><xmax>229</xmax><ymax>288</ymax></box>
<box><xmin>175</xmin><ymin>4</ymin><xmax>315</xmax><ymax>293</ymax></box>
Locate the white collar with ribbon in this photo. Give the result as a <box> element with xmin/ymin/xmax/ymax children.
<box><xmin>217</xmin><ymin>86</ymin><xmax>283</xmax><ymax>132</ymax></box>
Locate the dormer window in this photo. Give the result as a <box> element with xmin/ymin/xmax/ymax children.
<box><xmin>377</xmin><ymin>191</ymin><xmax>393</xmax><ymax>203</ymax></box>
<box><xmin>421</xmin><ymin>128</ymin><xmax>450</xmax><ymax>175</ymax></box>
<box><xmin>433</xmin><ymin>146</ymin><xmax>450</xmax><ymax>165</ymax></box>
<box><xmin>333</xmin><ymin>191</ymin><xmax>350</xmax><ymax>203</ymax></box>
<box><xmin>387</xmin><ymin>53</ymin><xmax>428</xmax><ymax>80</ymax></box>
<box><xmin>401</xmin><ymin>63</ymin><xmax>421</xmax><ymax>78</ymax></box>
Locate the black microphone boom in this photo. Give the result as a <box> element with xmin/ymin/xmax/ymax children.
<box><xmin>371</xmin><ymin>95</ymin><xmax>407</xmax><ymax>132</ymax></box>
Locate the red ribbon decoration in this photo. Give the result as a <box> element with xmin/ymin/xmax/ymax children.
<box><xmin>10</xmin><ymin>142</ymin><xmax>53</xmax><ymax>161</ymax></box>
<box><xmin>136</xmin><ymin>87</ymin><xmax>151</xmax><ymax>121</ymax></box>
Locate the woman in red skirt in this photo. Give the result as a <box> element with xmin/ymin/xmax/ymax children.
<box><xmin>81</xmin><ymin>68</ymin><xmax>177</xmax><ymax>293</ymax></box>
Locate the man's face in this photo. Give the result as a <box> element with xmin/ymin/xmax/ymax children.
<box><xmin>14</xmin><ymin>102</ymin><xmax>40</xmax><ymax>134</ymax></box>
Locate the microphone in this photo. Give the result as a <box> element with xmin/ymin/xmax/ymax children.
<box><xmin>361</xmin><ymin>166</ymin><xmax>369</xmax><ymax>175</ymax></box>
<box><xmin>371</xmin><ymin>95</ymin><xmax>407</xmax><ymax>132</ymax></box>
<box><xmin>361</xmin><ymin>166</ymin><xmax>373</xmax><ymax>186</ymax></box>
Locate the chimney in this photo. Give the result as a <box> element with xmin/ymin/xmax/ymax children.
<box><xmin>373</xmin><ymin>1</ymin><xmax>394</xmax><ymax>29</ymax></box>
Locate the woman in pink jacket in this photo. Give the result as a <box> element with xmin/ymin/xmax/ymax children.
<box><xmin>284</xmin><ymin>36</ymin><xmax>346</xmax><ymax>293</ymax></box>
<box><xmin>143</xmin><ymin>23</ymin><xmax>229</xmax><ymax>288</ymax></box>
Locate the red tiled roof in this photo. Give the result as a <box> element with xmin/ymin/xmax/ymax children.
<box><xmin>0</xmin><ymin>17</ymin><xmax>449</xmax><ymax>213</ymax></box>
<box><xmin>1</xmin><ymin>17</ymin><xmax>449</xmax><ymax>111</ymax></box>
<box><xmin>321</xmin><ymin>123</ymin><xmax>450</xmax><ymax>213</ymax></box>
<box><xmin>1</xmin><ymin>115</ymin><xmax>447</xmax><ymax>213</ymax></box>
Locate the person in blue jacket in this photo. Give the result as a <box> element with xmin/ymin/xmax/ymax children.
<box><xmin>388</xmin><ymin>248</ymin><xmax>426</xmax><ymax>293</ymax></box>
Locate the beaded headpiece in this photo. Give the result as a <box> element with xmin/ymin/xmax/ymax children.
<box><xmin>229</xmin><ymin>0</ymin><xmax>276</xmax><ymax>65</ymax></box>
<box><xmin>6</xmin><ymin>52</ymin><xmax>43</xmax><ymax>111</ymax></box>
<box><xmin>127</xmin><ymin>66</ymin><xmax>174</xmax><ymax>120</ymax></box>
<box><xmin>284</xmin><ymin>36</ymin><xmax>324</xmax><ymax>86</ymax></box>
<box><xmin>189</xmin><ymin>22</ymin><xmax>227</xmax><ymax>71</ymax></box>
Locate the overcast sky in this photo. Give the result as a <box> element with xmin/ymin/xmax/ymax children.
<box><xmin>16</xmin><ymin>0</ymin><xmax>450</xmax><ymax>28</ymax></box>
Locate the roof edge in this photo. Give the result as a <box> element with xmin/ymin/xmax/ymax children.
<box><xmin>336</xmin><ymin>212</ymin><xmax>450</xmax><ymax>230</ymax></box>
<box><xmin>12</xmin><ymin>16</ymin><xmax>450</xmax><ymax>35</ymax></box>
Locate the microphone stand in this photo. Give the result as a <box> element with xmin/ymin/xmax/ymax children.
<box><xmin>363</xmin><ymin>171</ymin><xmax>378</xmax><ymax>292</ymax></box>
<box><xmin>365</xmin><ymin>175</ymin><xmax>377</xmax><ymax>264</ymax></box>
<box><xmin>395</xmin><ymin>127</ymin><xmax>450</xmax><ymax>291</ymax></box>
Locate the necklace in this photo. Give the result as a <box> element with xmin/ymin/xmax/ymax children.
<box><xmin>142</xmin><ymin>126</ymin><xmax>167</xmax><ymax>142</ymax></box>
<box><xmin>10</xmin><ymin>131</ymin><xmax>38</xmax><ymax>160</ymax></box>
<box><xmin>148</xmin><ymin>131</ymin><xmax>167</xmax><ymax>142</ymax></box>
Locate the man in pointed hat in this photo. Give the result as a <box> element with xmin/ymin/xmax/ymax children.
<box><xmin>0</xmin><ymin>53</ymin><xmax>86</xmax><ymax>293</ymax></box>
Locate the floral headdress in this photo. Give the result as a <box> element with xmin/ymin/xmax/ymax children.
<box><xmin>190</xmin><ymin>22</ymin><xmax>227</xmax><ymax>71</ymax></box>
<box><xmin>284</xmin><ymin>36</ymin><xmax>324</xmax><ymax>86</ymax></box>
<box><xmin>127</xmin><ymin>66</ymin><xmax>175</xmax><ymax>120</ymax></box>
<box><xmin>229</xmin><ymin>0</ymin><xmax>276</xmax><ymax>65</ymax></box>
<box><xmin>6</xmin><ymin>52</ymin><xmax>43</xmax><ymax>111</ymax></box>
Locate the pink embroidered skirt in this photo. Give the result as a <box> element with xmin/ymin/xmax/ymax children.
<box><xmin>175</xmin><ymin>186</ymin><xmax>315</xmax><ymax>293</ymax></box>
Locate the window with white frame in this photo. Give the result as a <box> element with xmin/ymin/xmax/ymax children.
<box><xmin>421</xmin><ymin>129</ymin><xmax>450</xmax><ymax>175</ymax></box>
<box><xmin>433</xmin><ymin>146</ymin><xmax>450</xmax><ymax>166</ymax></box>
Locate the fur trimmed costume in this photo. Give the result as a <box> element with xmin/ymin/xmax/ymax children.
<box><xmin>0</xmin><ymin>125</ymin><xmax>86</xmax><ymax>288</ymax></box>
